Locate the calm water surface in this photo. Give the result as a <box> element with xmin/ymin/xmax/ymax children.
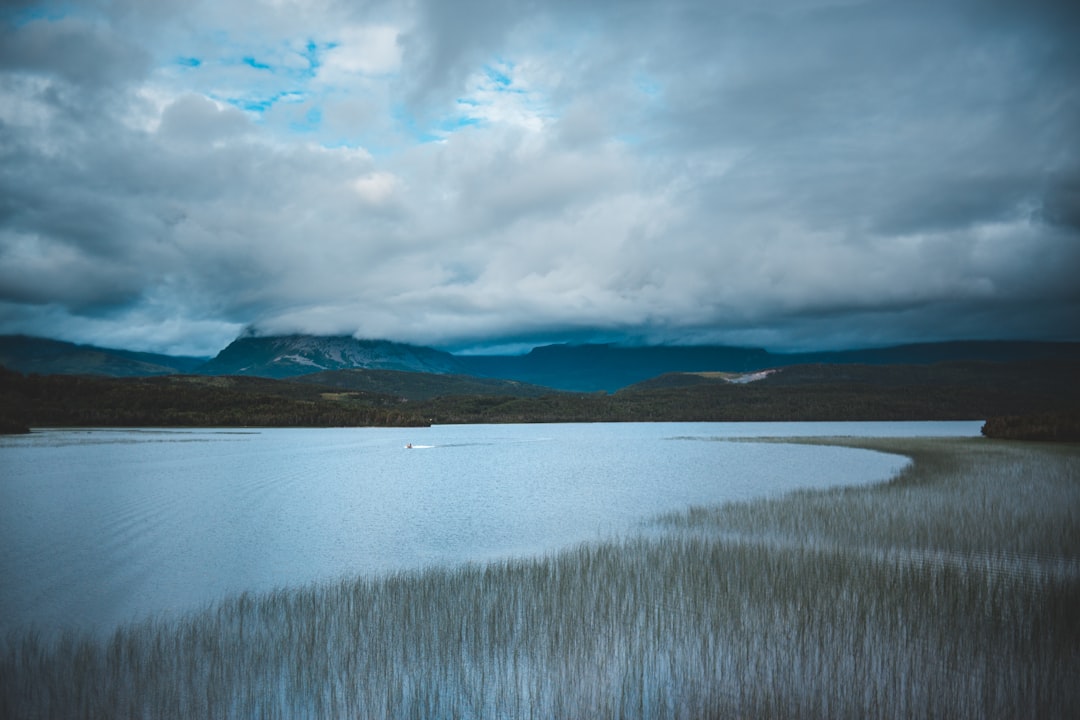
<box><xmin>0</xmin><ymin>421</ymin><xmax>981</xmax><ymax>635</ymax></box>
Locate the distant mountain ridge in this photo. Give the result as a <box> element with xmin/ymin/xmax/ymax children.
<box><xmin>456</xmin><ymin>344</ymin><xmax>773</xmax><ymax>391</ymax></box>
<box><xmin>3</xmin><ymin>333</ymin><xmax>1079</xmax><ymax>392</ymax></box>
<box><xmin>0</xmin><ymin>335</ymin><xmax>208</xmax><ymax>377</ymax></box>
<box><xmin>454</xmin><ymin>340</ymin><xmax>1080</xmax><ymax>391</ymax></box>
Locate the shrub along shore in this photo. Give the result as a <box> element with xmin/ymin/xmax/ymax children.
<box><xmin>2</xmin><ymin>437</ymin><xmax>1078</xmax><ymax>719</ymax></box>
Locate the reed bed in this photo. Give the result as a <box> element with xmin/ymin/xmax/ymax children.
<box><xmin>2</xmin><ymin>437</ymin><xmax>1077</xmax><ymax>719</ymax></box>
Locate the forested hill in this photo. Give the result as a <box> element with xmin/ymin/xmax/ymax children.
<box><xmin>293</xmin><ymin>368</ymin><xmax>560</xmax><ymax>402</ymax></box>
<box><xmin>3</xmin><ymin>357</ymin><xmax>1077</xmax><ymax>432</ymax></box>
<box><xmin>414</xmin><ymin>358</ymin><xmax>1080</xmax><ymax>424</ymax></box>
<box><xmin>0</xmin><ymin>369</ymin><xmax>428</xmax><ymax>430</ymax></box>
<box><xmin>0</xmin><ymin>335</ymin><xmax>208</xmax><ymax>376</ymax></box>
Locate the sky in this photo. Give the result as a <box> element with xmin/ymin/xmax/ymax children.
<box><xmin>1</xmin><ymin>0</ymin><xmax>1078</xmax><ymax>357</ymax></box>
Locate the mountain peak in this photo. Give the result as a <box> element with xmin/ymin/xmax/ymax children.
<box><xmin>197</xmin><ymin>334</ymin><xmax>466</xmax><ymax>378</ymax></box>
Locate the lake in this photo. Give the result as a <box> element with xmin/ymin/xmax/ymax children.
<box><xmin>0</xmin><ymin>421</ymin><xmax>982</xmax><ymax>636</ymax></box>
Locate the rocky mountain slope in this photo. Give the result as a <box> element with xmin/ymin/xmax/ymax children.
<box><xmin>197</xmin><ymin>334</ymin><xmax>466</xmax><ymax>378</ymax></box>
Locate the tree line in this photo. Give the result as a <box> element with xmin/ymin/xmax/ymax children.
<box><xmin>0</xmin><ymin>368</ymin><xmax>428</xmax><ymax>431</ymax></box>
<box><xmin>981</xmin><ymin>414</ymin><xmax>1080</xmax><ymax>442</ymax></box>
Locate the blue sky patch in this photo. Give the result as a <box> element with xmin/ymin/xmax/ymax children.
<box><xmin>224</xmin><ymin>96</ymin><xmax>275</xmax><ymax>113</ymax></box>
<box><xmin>438</xmin><ymin>115</ymin><xmax>483</xmax><ymax>132</ymax></box>
<box><xmin>484</xmin><ymin>65</ymin><xmax>513</xmax><ymax>88</ymax></box>
<box><xmin>243</xmin><ymin>56</ymin><xmax>273</xmax><ymax>71</ymax></box>
<box><xmin>220</xmin><ymin>90</ymin><xmax>304</xmax><ymax>115</ymax></box>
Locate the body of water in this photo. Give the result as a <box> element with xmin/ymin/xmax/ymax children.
<box><xmin>0</xmin><ymin>421</ymin><xmax>982</xmax><ymax>635</ymax></box>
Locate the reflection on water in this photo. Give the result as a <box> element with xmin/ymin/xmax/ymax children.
<box><xmin>0</xmin><ymin>421</ymin><xmax>980</xmax><ymax>635</ymax></box>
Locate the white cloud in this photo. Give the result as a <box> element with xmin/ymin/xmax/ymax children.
<box><xmin>453</xmin><ymin>60</ymin><xmax>550</xmax><ymax>133</ymax></box>
<box><xmin>351</xmin><ymin>171</ymin><xmax>401</xmax><ymax>205</ymax></box>
<box><xmin>157</xmin><ymin>93</ymin><xmax>253</xmax><ymax>143</ymax></box>
<box><xmin>319</xmin><ymin>25</ymin><xmax>402</xmax><ymax>80</ymax></box>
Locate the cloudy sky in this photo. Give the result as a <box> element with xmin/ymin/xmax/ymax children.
<box><xmin>1</xmin><ymin>0</ymin><xmax>1077</xmax><ymax>357</ymax></box>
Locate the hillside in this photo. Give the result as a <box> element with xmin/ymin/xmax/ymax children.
<box><xmin>0</xmin><ymin>335</ymin><xmax>208</xmax><ymax>376</ymax></box>
<box><xmin>3</xmin><ymin>357</ymin><xmax>1077</xmax><ymax>431</ymax></box>
<box><xmin>455</xmin><ymin>341</ymin><xmax>1080</xmax><ymax>392</ymax></box>
<box><xmin>411</xmin><ymin>359</ymin><xmax>1080</xmax><ymax>424</ymax></box>
<box><xmin>196</xmin><ymin>334</ymin><xmax>466</xmax><ymax>378</ymax></box>
<box><xmin>294</xmin><ymin>368</ymin><xmax>562</xmax><ymax>402</ymax></box>
<box><xmin>456</xmin><ymin>344</ymin><xmax>773</xmax><ymax>391</ymax></box>
<box><xmin>624</xmin><ymin>359</ymin><xmax>1076</xmax><ymax>392</ymax></box>
<box><xmin>0</xmin><ymin>368</ymin><xmax>426</xmax><ymax>429</ymax></box>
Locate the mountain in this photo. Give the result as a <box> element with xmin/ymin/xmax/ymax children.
<box><xmin>620</xmin><ymin>358</ymin><xmax>1080</xmax><ymax>394</ymax></box>
<box><xmin>0</xmin><ymin>335</ymin><xmax>208</xmax><ymax>376</ymax></box>
<box><xmin>779</xmin><ymin>341</ymin><xmax>1080</xmax><ymax>366</ymax></box>
<box><xmin>4</xmin><ymin>332</ymin><xmax>1079</xmax><ymax>393</ymax></box>
<box><xmin>455</xmin><ymin>340</ymin><xmax>1080</xmax><ymax>392</ymax></box>
<box><xmin>456</xmin><ymin>343</ymin><xmax>773</xmax><ymax>391</ymax></box>
<box><xmin>197</xmin><ymin>334</ymin><xmax>467</xmax><ymax>378</ymax></box>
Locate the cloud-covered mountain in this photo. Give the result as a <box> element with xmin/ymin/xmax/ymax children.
<box><xmin>197</xmin><ymin>334</ymin><xmax>466</xmax><ymax>378</ymax></box>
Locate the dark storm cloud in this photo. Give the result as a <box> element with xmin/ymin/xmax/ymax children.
<box><xmin>0</xmin><ymin>13</ymin><xmax>149</xmax><ymax>88</ymax></box>
<box><xmin>0</xmin><ymin>0</ymin><xmax>1077</xmax><ymax>355</ymax></box>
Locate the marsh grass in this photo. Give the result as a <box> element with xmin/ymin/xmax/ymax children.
<box><xmin>2</xmin><ymin>438</ymin><xmax>1078</xmax><ymax>718</ymax></box>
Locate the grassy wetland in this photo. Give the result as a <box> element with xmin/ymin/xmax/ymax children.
<box><xmin>2</xmin><ymin>436</ymin><xmax>1078</xmax><ymax>718</ymax></box>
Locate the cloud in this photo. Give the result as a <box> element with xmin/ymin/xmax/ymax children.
<box><xmin>0</xmin><ymin>14</ymin><xmax>150</xmax><ymax>89</ymax></box>
<box><xmin>0</xmin><ymin>0</ymin><xmax>1078</xmax><ymax>356</ymax></box>
<box><xmin>319</xmin><ymin>25</ymin><xmax>401</xmax><ymax>79</ymax></box>
<box><xmin>157</xmin><ymin>93</ymin><xmax>253</xmax><ymax>142</ymax></box>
